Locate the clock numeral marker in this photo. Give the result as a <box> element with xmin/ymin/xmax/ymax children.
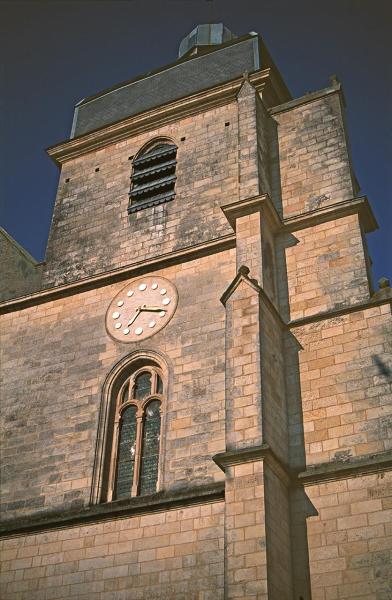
<box><xmin>123</xmin><ymin>328</ymin><xmax>130</xmax><ymax>335</ymax></box>
<box><xmin>114</xmin><ymin>323</ymin><xmax>122</xmax><ymax>329</ymax></box>
<box><xmin>135</xmin><ymin>327</ymin><xmax>143</xmax><ymax>335</ymax></box>
<box><xmin>127</xmin><ymin>290</ymin><xmax>134</xmax><ymax>297</ymax></box>
<box><xmin>138</xmin><ymin>283</ymin><xmax>147</xmax><ymax>291</ymax></box>
<box><xmin>162</xmin><ymin>298</ymin><xmax>170</xmax><ymax>306</ymax></box>
<box><xmin>160</xmin><ymin>288</ymin><xmax>167</xmax><ymax>295</ymax></box>
<box><xmin>112</xmin><ymin>311</ymin><xmax>120</xmax><ymax>319</ymax></box>
<box><xmin>117</xmin><ymin>300</ymin><xmax>124</xmax><ymax>307</ymax></box>
<box><xmin>159</xmin><ymin>311</ymin><xmax>166</xmax><ymax>317</ymax></box>
<box><xmin>149</xmin><ymin>321</ymin><xmax>156</xmax><ymax>328</ymax></box>
<box><xmin>152</xmin><ymin>283</ymin><xmax>158</xmax><ymax>290</ymax></box>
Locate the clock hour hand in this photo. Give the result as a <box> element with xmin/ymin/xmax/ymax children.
<box><xmin>127</xmin><ymin>307</ymin><xmax>141</xmax><ymax>326</ymax></box>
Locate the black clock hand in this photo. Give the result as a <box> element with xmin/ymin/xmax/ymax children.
<box><xmin>127</xmin><ymin>307</ymin><xmax>141</xmax><ymax>326</ymax></box>
<box><xmin>140</xmin><ymin>305</ymin><xmax>166</xmax><ymax>312</ymax></box>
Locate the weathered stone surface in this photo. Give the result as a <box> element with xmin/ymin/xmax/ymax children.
<box><xmin>1</xmin><ymin>27</ymin><xmax>391</xmax><ymax>600</ymax></box>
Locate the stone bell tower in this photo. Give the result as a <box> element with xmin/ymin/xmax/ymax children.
<box><xmin>1</xmin><ymin>23</ymin><xmax>391</xmax><ymax>600</ymax></box>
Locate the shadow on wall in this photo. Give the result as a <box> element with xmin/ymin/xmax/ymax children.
<box><xmin>373</xmin><ymin>354</ymin><xmax>392</xmax><ymax>379</ymax></box>
<box><xmin>275</xmin><ymin>232</ymin><xmax>300</xmax><ymax>323</ymax></box>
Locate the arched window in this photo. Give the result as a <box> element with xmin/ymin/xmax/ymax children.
<box><xmin>128</xmin><ymin>142</ymin><xmax>177</xmax><ymax>214</ymax></box>
<box><xmin>101</xmin><ymin>363</ymin><xmax>165</xmax><ymax>502</ymax></box>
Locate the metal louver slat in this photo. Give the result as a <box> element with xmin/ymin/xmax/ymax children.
<box><xmin>129</xmin><ymin>143</ymin><xmax>178</xmax><ymax>211</ymax></box>
<box><xmin>133</xmin><ymin>146</ymin><xmax>176</xmax><ymax>167</ymax></box>
<box><xmin>131</xmin><ymin>159</ymin><xmax>177</xmax><ymax>182</ymax></box>
<box><xmin>130</xmin><ymin>175</ymin><xmax>176</xmax><ymax>197</ymax></box>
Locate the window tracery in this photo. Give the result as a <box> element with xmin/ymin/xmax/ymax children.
<box><xmin>105</xmin><ymin>363</ymin><xmax>165</xmax><ymax>501</ymax></box>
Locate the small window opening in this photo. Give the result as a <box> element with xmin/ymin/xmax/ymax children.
<box><xmin>128</xmin><ymin>142</ymin><xmax>177</xmax><ymax>214</ymax></box>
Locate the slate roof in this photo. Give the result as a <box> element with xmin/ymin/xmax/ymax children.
<box><xmin>71</xmin><ymin>35</ymin><xmax>262</xmax><ymax>138</ymax></box>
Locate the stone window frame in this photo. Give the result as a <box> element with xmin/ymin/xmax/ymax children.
<box><xmin>90</xmin><ymin>351</ymin><xmax>168</xmax><ymax>505</ymax></box>
<box><xmin>128</xmin><ymin>137</ymin><xmax>178</xmax><ymax>214</ymax></box>
<box><xmin>107</xmin><ymin>365</ymin><xmax>164</xmax><ymax>501</ymax></box>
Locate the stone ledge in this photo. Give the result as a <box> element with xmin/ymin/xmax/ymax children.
<box><xmin>298</xmin><ymin>450</ymin><xmax>392</xmax><ymax>485</ymax></box>
<box><xmin>0</xmin><ymin>234</ymin><xmax>236</xmax><ymax>314</ymax></box>
<box><xmin>220</xmin><ymin>193</ymin><xmax>281</xmax><ymax>232</ymax></box>
<box><xmin>269</xmin><ymin>82</ymin><xmax>341</xmax><ymax>115</ymax></box>
<box><xmin>213</xmin><ymin>444</ymin><xmax>291</xmax><ymax>485</ymax></box>
<box><xmin>289</xmin><ymin>295</ymin><xmax>392</xmax><ymax>329</ymax></box>
<box><xmin>0</xmin><ymin>482</ymin><xmax>225</xmax><ymax>538</ymax></box>
<box><xmin>282</xmin><ymin>196</ymin><xmax>378</xmax><ymax>234</ymax></box>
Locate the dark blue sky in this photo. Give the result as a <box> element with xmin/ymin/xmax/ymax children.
<box><xmin>1</xmin><ymin>0</ymin><xmax>391</xmax><ymax>284</ymax></box>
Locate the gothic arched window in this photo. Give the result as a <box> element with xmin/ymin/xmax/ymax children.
<box><xmin>128</xmin><ymin>142</ymin><xmax>177</xmax><ymax>214</ymax></box>
<box><xmin>104</xmin><ymin>364</ymin><xmax>165</xmax><ymax>501</ymax></box>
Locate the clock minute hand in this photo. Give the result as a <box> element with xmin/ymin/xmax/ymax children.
<box><xmin>140</xmin><ymin>305</ymin><xmax>166</xmax><ymax>312</ymax></box>
<box><xmin>127</xmin><ymin>307</ymin><xmax>141</xmax><ymax>326</ymax></box>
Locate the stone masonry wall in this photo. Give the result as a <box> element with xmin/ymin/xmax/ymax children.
<box><xmin>273</xmin><ymin>91</ymin><xmax>355</xmax><ymax>219</ymax></box>
<box><xmin>292</xmin><ymin>303</ymin><xmax>392</xmax><ymax>467</ymax></box>
<box><xmin>0</xmin><ymin>230</ymin><xmax>42</xmax><ymax>302</ymax></box>
<box><xmin>42</xmin><ymin>103</ymin><xmax>238</xmax><ymax>288</ymax></box>
<box><xmin>0</xmin><ymin>501</ymin><xmax>224</xmax><ymax>600</ymax></box>
<box><xmin>306</xmin><ymin>471</ymin><xmax>392</xmax><ymax>600</ymax></box>
<box><xmin>0</xmin><ymin>250</ymin><xmax>235</xmax><ymax>521</ymax></box>
<box><xmin>276</xmin><ymin>214</ymin><xmax>371</xmax><ymax>322</ymax></box>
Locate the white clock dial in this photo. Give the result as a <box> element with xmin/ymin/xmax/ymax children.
<box><xmin>105</xmin><ymin>276</ymin><xmax>178</xmax><ymax>343</ymax></box>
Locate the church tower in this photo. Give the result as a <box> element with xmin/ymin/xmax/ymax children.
<box><xmin>1</xmin><ymin>24</ymin><xmax>391</xmax><ymax>599</ymax></box>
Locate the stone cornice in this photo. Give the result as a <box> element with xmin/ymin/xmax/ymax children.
<box><xmin>270</xmin><ymin>82</ymin><xmax>342</xmax><ymax>115</ymax></box>
<box><xmin>0</xmin><ymin>234</ymin><xmax>236</xmax><ymax>314</ymax></box>
<box><xmin>213</xmin><ymin>447</ymin><xmax>392</xmax><ymax>489</ymax></box>
<box><xmin>213</xmin><ymin>444</ymin><xmax>291</xmax><ymax>487</ymax></box>
<box><xmin>220</xmin><ymin>194</ymin><xmax>377</xmax><ymax>236</ymax></box>
<box><xmin>282</xmin><ymin>196</ymin><xmax>378</xmax><ymax>234</ymax></box>
<box><xmin>221</xmin><ymin>194</ymin><xmax>282</xmax><ymax>232</ymax></box>
<box><xmin>289</xmin><ymin>295</ymin><xmax>391</xmax><ymax>329</ymax></box>
<box><xmin>0</xmin><ymin>483</ymin><xmax>225</xmax><ymax>538</ymax></box>
<box><xmin>298</xmin><ymin>450</ymin><xmax>392</xmax><ymax>485</ymax></box>
<box><xmin>47</xmin><ymin>70</ymin><xmax>277</xmax><ymax>166</ymax></box>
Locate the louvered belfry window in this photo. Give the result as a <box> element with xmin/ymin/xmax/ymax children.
<box><xmin>109</xmin><ymin>365</ymin><xmax>164</xmax><ymax>500</ymax></box>
<box><xmin>128</xmin><ymin>143</ymin><xmax>177</xmax><ymax>213</ymax></box>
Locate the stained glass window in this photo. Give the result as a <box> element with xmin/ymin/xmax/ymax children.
<box><xmin>139</xmin><ymin>400</ymin><xmax>161</xmax><ymax>495</ymax></box>
<box><xmin>108</xmin><ymin>364</ymin><xmax>164</xmax><ymax>501</ymax></box>
<box><xmin>133</xmin><ymin>371</ymin><xmax>152</xmax><ymax>400</ymax></box>
<box><xmin>115</xmin><ymin>405</ymin><xmax>137</xmax><ymax>499</ymax></box>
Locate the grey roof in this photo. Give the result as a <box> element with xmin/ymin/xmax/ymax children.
<box><xmin>71</xmin><ymin>35</ymin><xmax>261</xmax><ymax>138</ymax></box>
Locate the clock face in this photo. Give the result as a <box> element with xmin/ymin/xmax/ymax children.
<box><xmin>105</xmin><ymin>276</ymin><xmax>178</xmax><ymax>342</ymax></box>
